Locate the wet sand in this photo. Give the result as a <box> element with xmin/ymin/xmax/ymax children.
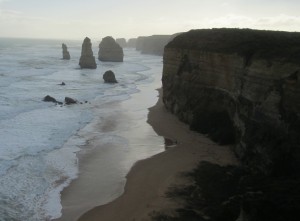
<box><xmin>78</xmin><ymin>89</ymin><xmax>238</xmax><ymax>221</ymax></box>
<box><xmin>54</xmin><ymin>69</ymin><xmax>165</xmax><ymax>220</ymax></box>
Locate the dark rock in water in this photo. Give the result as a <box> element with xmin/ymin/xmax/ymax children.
<box><xmin>116</xmin><ymin>38</ymin><xmax>127</xmax><ymax>48</ymax></box>
<box><xmin>65</xmin><ymin>97</ymin><xmax>77</xmax><ymax>105</ymax></box>
<box><xmin>62</xmin><ymin>43</ymin><xmax>70</xmax><ymax>60</ymax></box>
<box><xmin>98</xmin><ymin>36</ymin><xmax>124</xmax><ymax>62</ymax></box>
<box><xmin>79</xmin><ymin>37</ymin><xmax>97</xmax><ymax>69</ymax></box>
<box><xmin>103</xmin><ymin>70</ymin><xmax>118</xmax><ymax>83</ymax></box>
<box><xmin>43</xmin><ymin>95</ymin><xmax>57</xmax><ymax>103</ymax></box>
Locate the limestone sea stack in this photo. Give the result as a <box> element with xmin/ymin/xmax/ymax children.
<box><xmin>62</xmin><ymin>43</ymin><xmax>70</xmax><ymax>60</ymax></box>
<box><xmin>79</xmin><ymin>37</ymin><xmax>97</xmax><ymax>69</ymax></box>
<box><xmin>98</xmin><ymin>36</ymin><xmax>124</xmax><ymax>62</ymax></box>
<box><xmin>103</xmin><ymin>70</ymin><xmax>118</xmax><ymax>83</ymax></box>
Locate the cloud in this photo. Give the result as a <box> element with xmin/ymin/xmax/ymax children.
<box><xmin>256</xmin><ymin>14</ymin><xmax>300</xmax><ymax>29</ymax></box>
<box><xmin>201</xmin><ymin>14</ymin><xmax>300</xmax><ymax>32</ymax></box>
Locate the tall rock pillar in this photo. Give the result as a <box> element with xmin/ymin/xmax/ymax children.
<box><xmin>79</xmin><ymin>37</ymin><xmax>97</xmax><ymax>69</ymax></box>
<box><xmin>62</xmin><ymin>43</ymin><xmax>70</xmax><ymax>60</ymax></box>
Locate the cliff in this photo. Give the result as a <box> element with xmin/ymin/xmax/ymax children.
<box><xmin>127</xmin><ymin>38</ymin><xmax>137</xmax><ymax>48</ymax></box>
<box><xmin>79</xmin><ymin>37</ymin><xmax>97</xmax><ymax>69</ymax></box>
<box><xmin>116</xmin><ymin>38</ymin><xmax>127</xmax><ymax>48</ymax></box>
<box><xmin>136</xmin><ymin>35</ymin><xmax>172</xmax><ymax>56</ymax></box>
<box><xmin>98</xmin><ymin>36</ymin><xmax>124</xmax><ymax>62</ymax></box>
<box><xmin>162</xmin><ymin>28</ymin><xmax>300</xmax><ymax>175</ymax></box>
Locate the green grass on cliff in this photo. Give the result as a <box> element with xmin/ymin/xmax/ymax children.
<box><xmin>166</xmin><ymin>28</ymin><xmax>300</xmax><ymax>64</ymax></box>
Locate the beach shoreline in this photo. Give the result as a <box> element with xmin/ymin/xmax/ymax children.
<box><xmin>77</xmin><ymin>88</ymin><xmax>238</xmax><ymax>221</ymax></box>
<box><xmin>54</xmin><ymin>59</ymin><xmax>166</xmax><ymax>221</ymax></box>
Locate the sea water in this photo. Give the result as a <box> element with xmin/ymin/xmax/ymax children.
<box><xmin>0</xmin><ymin>38</ymin><xmax>163</xmax><ymax>220</ymax></box>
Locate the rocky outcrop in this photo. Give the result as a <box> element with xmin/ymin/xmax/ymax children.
<box><xmin>116</xmin><ymin>38</ymin><xmax>127</xmax><ymax>48</ymax></box>
<box><xmin>43</xmin><ymin>95</ymin><xmax>63</xmax><ymax>105</ymax></box>
<box><xmin>103</xmin><ymin>70</ymin><xmax>118</xmax><ymax>83</ymax></box>
<box><xmin>79</xmin><ymin>37</ymin><xmax>97</xmax><ymax>69</ymax></box>
<box><xmin>127</xmin><ymin>38</ymin><xmax>137</xmax><ymax>48</ymax></box>
<box><xmin>62</xmin><ymin>43</ymin><xmax>70</xmax><ymax>60</ymax></box>
<box><xmin>43</xmin><ymin>95</ymin><xmax>57</xmax><ymax>103</ymax></box>
<box><xmin>162</xmin><ymin>28</ymin><xmax>300</xmax><ymax>175</ymax></box>
<box><xmin>98</xmin><ymin>36</ymin><xmax>124</xmax><ymax>62</ymax></box>
<box><xmin>65</xmin><ymin>97</ymin><xmax>77</xmax><ymax>105</ymax></box>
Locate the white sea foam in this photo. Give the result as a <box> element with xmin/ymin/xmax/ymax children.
<box><xmin>0</xmin><ymin>38</ymin><xmax>163</xmax><ymax>220</ymax></box>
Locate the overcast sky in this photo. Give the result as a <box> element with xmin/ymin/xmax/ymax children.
<box><xmin>0</xmin><ymin>0</ymin><xmax>300</xmax><ymax>40</ymax></box>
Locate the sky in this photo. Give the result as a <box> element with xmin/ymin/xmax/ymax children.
<box><xmin>0</xmin><ymin>0</ymin><xmax>300</xmax><ymax>40</ymax></box>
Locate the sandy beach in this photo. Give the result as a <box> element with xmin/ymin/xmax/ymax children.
<box><xmin>77</xmin><ymin>89</ymin><xmax>238</xmax><ymax>221</ymax></box>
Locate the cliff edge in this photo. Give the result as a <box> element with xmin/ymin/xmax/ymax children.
<box><xmin>162</xmin><ymin>28</ymin><xmax>300</xmax><ymax>175</ymax></box>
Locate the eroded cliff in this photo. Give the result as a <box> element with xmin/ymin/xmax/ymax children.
<box><xmin>136</xmin><ymin>35</ymin><xmax>172</xmax><ymax>55</ymax></box>
<box><xmin>162</xmin><ymin>29</ymin><xmax>300</xmax><ymax>175</ymax></box>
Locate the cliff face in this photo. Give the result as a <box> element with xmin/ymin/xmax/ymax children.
<box><xmin>136</xmin><ymin>35</ymin><xmax>172</xmax><ymax>55</ymax></box>
<box><xmin>127</xmin><ymin>38</ymin><xmax>137</xmax><ymax>48</ymax></box>
<box><xmin>162</xmin><ymin>29</ymin><xmax>300</xmax><ymax>174</ymax></box>
<box><xmin>116</xmin><ymin>38</ymin><xmax>127</xmax><ymax>48</ymax></box>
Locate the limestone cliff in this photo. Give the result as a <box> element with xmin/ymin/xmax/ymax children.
<box><xmin>127</xmin><ymin>38</ymin><xmax>137</xmax><ymax>48</ymax></box>
<box><xmin>116</xmin><ymin>38</ymin><xmax>127</xmax><ymax>48</ymax></box>
<box><xmin>162</xmin><ymin>29</ymin><xmax>300</xmax><ymax>175</ymax></box>
<box><xmin>98</xmin><ymin>36</ymin><xmax>124</xmax><ymax>62</ymax></box>
<box><xmin>136</xmin><ymin>35</ymin><xmax>172</xmax><ymax>55</ymax></box>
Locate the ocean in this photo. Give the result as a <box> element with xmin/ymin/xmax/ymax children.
<box><xmin>0</xmin><ymin>38</ymin><xmax>164</xmax><ymax>220</ymax></box>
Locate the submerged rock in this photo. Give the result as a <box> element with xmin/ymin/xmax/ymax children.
<box><xmin>62</xmin><ymin>43</ymin><xmax>70</xmax><ymax>60</ymax></box>
<box><xmin>79</xmin><ymin>37</ymin><xmax>97</xmax><ymax>69</ymax></box>
<box><xmin>103</xmin><ymin>70</ymin><xmax>118</xmax><ymax>83</ymax></box>
<box><xmin>98</xmin><ymin>36</ymin><xmax>124</xmax><ymax>62</ymax></box>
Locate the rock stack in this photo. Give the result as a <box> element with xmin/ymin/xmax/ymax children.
<box><xmin>62</xmin><ymin>43</ymin><xmax>70</xmax><ymax>60</ymax></box>
<box><xmin>103</xmin><ymin>70</ymin><xmax>118</xmax><ymax>83</ymax></box>
<box><xmin>98</xmin><ymin>36</ymin><xmax>124</xmax><ymax>62</ymax></box>
<box><xmin>79</xmin><ymin>37</ymin><xmax>97</xmax><ymax>69</ymax></box>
